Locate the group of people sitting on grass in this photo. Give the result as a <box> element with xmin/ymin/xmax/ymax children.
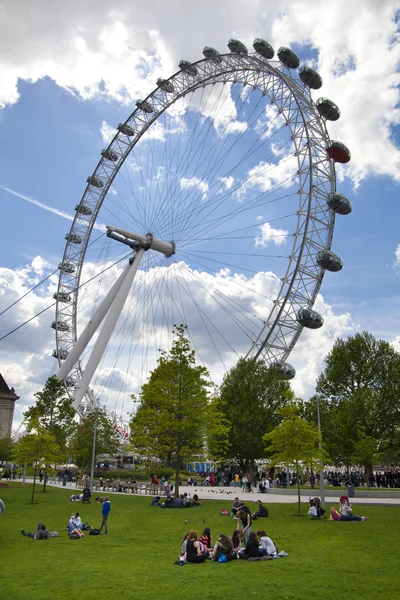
<box><xmin>178</xmin><ymin>527</ymin><xmax>280</xmax><ymax>564</ymax></box>
<box><xmin>151</xmin><ymin>492</ymin><xmax>201</xmax><ymax>508</ymax></box>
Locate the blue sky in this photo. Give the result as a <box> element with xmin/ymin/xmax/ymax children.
<box><xmin>0</xmin><ymin>0</ymin><xmax>399</xmax><ymax>431</ymax></box>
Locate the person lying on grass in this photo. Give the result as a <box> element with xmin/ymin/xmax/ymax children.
<box><xmin>330</xmin><ymin>507</ymin><xmax>367</xmax><ymax>522</ymax></box>
<box><xmin>21</xmin><ymin>523</ymin><xmax>59</xmax><ymax>539</ymax></box>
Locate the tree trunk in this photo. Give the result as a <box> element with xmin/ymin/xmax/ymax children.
<box><xmin>296</xmin><ymin>469</ymin><xmax>301</xmax><ymax>516</ymax></box>
<box><xmin>174</xmin><ymin>457</ymin><xmax>181</xmax><ymax>499</ymax></box>
<box><xmin>31</xmin><ymin>463</ymin><xmax>37</xmax><ymax>504</ymax></box>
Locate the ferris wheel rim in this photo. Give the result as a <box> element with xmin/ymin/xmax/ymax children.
<box><xmin>54</xmin><ymin>45</ymin><xmax>339</xmax><ymax>417</ymax></box>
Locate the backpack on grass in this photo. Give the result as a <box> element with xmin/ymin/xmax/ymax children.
<box><xmin>69</xmin><ymin>532</ymin><xmax>81</xmax><ymax>539</ymax></box>
<box><xmin>82</xmin><ymin>523</ymin><xmax>92</xmax><ymax>531</ymax></box>
<box><xmin>89</xmin><ymin>528</ymin><xmax>100</xmax><ymax>536</ymax></box>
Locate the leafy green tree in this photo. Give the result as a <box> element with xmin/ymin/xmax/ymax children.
<box><xmin>130</xmin><ymin>324</ymin><xmax>226</xmax><ymax>496</ymax></box>
<box><xmin>24</xmin><ymin>375</ymin><xmax>76</xmax><ymax>489</ymax></box>
<box><xmin>216</xmin><ymin>357</ymin><xmax>291</xmax><ymax>474</ymax></box>
<box><xmin>0</xmin><ymin>426</ymin><xmax>14</xmax><ymax>462</ymax></box>
<box><xmin>264</xmin><ymin>404</ymin><xmax>328</xmax><ymax>516</ymax></box>
<box><xmin>316</xmin><ymin>331</ymin><xmax>400</xmax><ymax>474</ymax></box>
<box><xmin>68</xmin><ymin>410</ymin><xmax>121</xmax><ymax>468</ymax></box>
<box><xmin>300</xmin><ymin>396</ymin><xmax>354</xmax><ymax>468</ymax></box>
<box><xmin>12</xmin><ymin>429</ymin><xmax>59</xmax><ymax>503</ymax></box>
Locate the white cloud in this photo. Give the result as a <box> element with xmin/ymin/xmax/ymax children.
<box><xmin>180</xmin><ymin>176</ymin><xmax>209</xmax><ymax>199</ymax></box>
<box><xmin>100</xmin><ymin>120</ymin><xmax>116</xmax><ymax>143</ymax></box>
<box><xmin>234</xmin><ymin>152</ymin><xmax>298</xmax><ymax>201</ymax></box>
<box><xmin>0</xmin><ymin>1</ymin><xmax>398</xmax><ymax>185</ymax></box>
<box><xmin>255</xmin><ymin>222</ymin><xmax>289</xmax><ymax>247</ymax></box>
<box><xmin>394</xmin><ymin>244</ymin><xmax>400</xmax><ymax>267</ymax></box>
<box><xmin>218</xmin><ymin>176</ymin><xmax>235</xmax><ymax>191</ymax></box>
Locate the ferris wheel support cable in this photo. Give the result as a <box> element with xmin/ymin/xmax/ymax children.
<box><xmin>0</xmin><ymin>268</ymin><xmax>58</xmax><ymax>318</ymax></box>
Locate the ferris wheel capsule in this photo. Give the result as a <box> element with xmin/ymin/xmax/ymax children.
<box><xmin>297</xmin><ymin>308</ymin><xmax>324</xmax><ymax>329</ymax></box>
<box><xmin>271</xmin><ymin>361</ymin><xmax>296</xmax><ymax>380</ymax></box>
<box><xmin>316</xmin><ymin>97</ymin><xmax>341</xmax><ymax>121</ymax></box>
<box><xmin>117</xmin><ymin>123</ymin><xmax>136</xmax><ymax>136</ymax></box>
<box><xmin>316</xmin><ymin>250</ymin><xmax>343</xmax><ymax>272</ymax></box>
<box><xmin>299</xmin><ymin>66</ymin><xmax>323</xmax><ymax>89</ymax></box>
<box><xmin>156</xmin><ymin>78</ymin><xmax>175</xmax><ymax>93</ymax></box>
<box><xmin>101</xmin><ymin>148</ymin><xmax>119</xmax><ymax>162</ymax></box>
<box><xmin>136</xmin><ymin>99</ymin><xmax>154</xmax><ymax>114</ymax></box>
<box><xmin>253</xmin><ymin>38</ymin><xmax>274</xmax><ymax>59</ymax></box>
<box><xmin>178</xmin><ymin>60</ymin><xmax>198</xmax><ymax>76</ymax></box>
<box><xmin>53</xmin><ymin>292</ymin><xmax>71</xmax><ymax>302</ymax></box>
<box><xmin>326</xmin><ymin>140</ymin><xmax>351</xmax><ymax>163</ymax></box>
<box><xmin>202</xmin><ymin>46</ymin><xmax>222</xmax><ymax>62</ymax></box>
<box><xmin>277</xmin><ymin>47</ymin><xmax>300</xmax><ymax>69</ymax></box>
<box><xmin>327</xmin><ymin>192</ymin><xmax>352</xmax><ymax>215</ymax></box>
<box><xmin>228</xmin><ymin>38</ymin><xmax>248</xmax><ymax>54</ymax></box>
<box><xmin>52</xmin><ymin>349</ymin><xmax>69</xmax><ymax>360</ymax></box>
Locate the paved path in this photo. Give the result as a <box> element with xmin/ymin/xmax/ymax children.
<box><xmin>21</xmin><ymin>478</ymin><xmax>400</xmax><ymax>506</ymax></box>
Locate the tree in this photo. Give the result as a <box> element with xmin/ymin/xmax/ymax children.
<box><xmin>215</xmin><ymin>357</ymin><xmax>291</xmax><ymax>474</ymax></box>
<box><xmin>68</xmin><ymin>410</ymin><xmax>121</xmax><ymax>468</ymax></box>
<box><xmin>129</xmin><ymin>324</ymin><xmax>225</xmax><ymax>496</ymax></box>
<box><xmin>0</xmin><ymin>426</ymin><xmax>14</xmax><ymax>463</ymax></box>
<box><xmin>24</xmin><ymin>376</ymin><xmax>76</xmax><ymax>490</ymax></box>
<box><xmin>264</xmin><ymin>404</ymin><xmax>328</xmax><ymax>516</ymax></box>
<box><xmin>12</xmin><ymin>429</ymin><xmax>59</xmax><ymax>503</ymax></box>
<box><xmin>316</xmin><ymin>331</ymin><xmax>400</xmax><ymax>474</ymax></box>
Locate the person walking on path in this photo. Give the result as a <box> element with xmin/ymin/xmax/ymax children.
<box><xmin>99</xmin><ymin>497</ymin><xmax>111</xmax><ymax>534</ymax></box>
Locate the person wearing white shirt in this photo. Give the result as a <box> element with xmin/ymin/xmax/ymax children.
<box><xmin>256</xmin><ymin>530</ymin><xmax>278</xmax><ymax>556</ymax></box>
<box><xmin>67</xmin><ymin>512</ymin><xmax>82</xmax><ymax>533</ymax></box>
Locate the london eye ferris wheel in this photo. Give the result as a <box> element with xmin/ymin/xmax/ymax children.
<box><xmin>51</xmin><ymin>37</ymin><xmax>352</xmax><ymax>435</ymax></box>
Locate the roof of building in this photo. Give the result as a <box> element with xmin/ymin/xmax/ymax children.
<box><xmin>0</xmin><ymin>373</ymin><xmax>18</xmax><ymax>397</ymax></box>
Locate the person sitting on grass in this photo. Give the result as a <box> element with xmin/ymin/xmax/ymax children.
<box><xmin>150</xmin><ymin>496</ymin><xmax>161</xmax><ymax>506</ymax></box>
<box><xmin>330</xmin><ymin>507</ymin><xmax>367</xmax><ymax>522</ymax></box>
<box><xmin>257</xmin><ymin>530</ymin><xmax>278</xmax><ymax>557</ymax></box>
<box><xmin>211</xmin><ymin>533</ymin><xmax>233</xmax><ymax>561</ymax></box>
<box><xmin>186</xmin><ymin>530</ymin><xmax>210</xmax><ymax>563</ymax></box>
<box><xmin>199</xmin><ymin>527</ymin><xmax>213</xmax><ymax>552</ymax></box>
<box><xmin>21</xmin><ymin>523</ymin><xmax>59</xmax><ymax>539</ymax></box>
<box><xmin>67</xmin><ymin>512</ymin><xmax>82</xmax><ymax>533</ymax></box>
<box><xmin>238</xmin><ymin>531</ymin><xmax>260</xmax><ymax>560</ymax></box>
<box><xmin>231</xmin><ymin>497</ymin><xmax>242</xmax><ymax>517</ymax></box>
<box><xmin>252</xmin><ymin>500</ymin><xmax>269</xmax><ymax>519</ymax></box>
<box><xmin>231</xmin><ymin>529</ymin><xmax>242</xmax><ymax>558</ymax></box>
<box><xmin>191</xmin><ymin>494</ymin><xmax>201</xmax><ymax>506</ymax></box>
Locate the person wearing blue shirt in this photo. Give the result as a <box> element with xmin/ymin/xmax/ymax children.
<box><xmin>99</xmin><ymin>497</ymin><xmax>111</xmax><ymax>534</ymax></box>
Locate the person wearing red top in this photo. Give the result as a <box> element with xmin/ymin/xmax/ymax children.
<box><xmin>151</xmin><ymin>475</ymin><xmax>159</xmax><ymax>485</ymax></box>
<box><xmin>199</xmin><ymin>527</ymin><xmax>213</xmax><ymax>551</ymax></box>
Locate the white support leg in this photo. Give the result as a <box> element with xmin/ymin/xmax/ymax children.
<box><xmin>56</xmin><ymin>262</ymin><xmax>132</xmax><ymax>382</ymax></box>
<box><xmin>72</xmin><ymin>249</ymin><xmax>145</xmax><ymax>410</ymax></box>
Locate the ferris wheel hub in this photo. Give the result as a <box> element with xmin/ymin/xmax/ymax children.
<box><xmin>106</xmin><ymin>225</ymin><xmax>175</xmax><ymax>257</ymax></box>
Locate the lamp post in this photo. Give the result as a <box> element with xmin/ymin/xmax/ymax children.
<box><xmin>316</xmin><ymin>395</ymin><xmax>325</xmax><ymax>507</ymax></box>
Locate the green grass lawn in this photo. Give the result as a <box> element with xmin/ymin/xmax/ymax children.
<box><xmin>1</xmin><ymin>483</ymin><xmax>399</xmax><ymax>600</ymax></box>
